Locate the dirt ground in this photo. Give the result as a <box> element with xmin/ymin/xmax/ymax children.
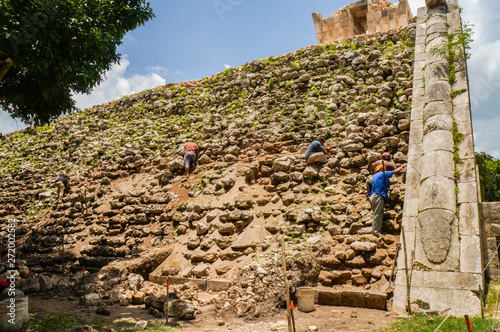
<box><xmin>29</xmin><ymin>294</ymin><xmax>397</xmax><ymax>332</ymax></box>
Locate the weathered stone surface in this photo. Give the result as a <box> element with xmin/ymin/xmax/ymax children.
<box><xmin>420</xmin><ymin>150</ymin><xmax>454</xmax><ymax>181</ymax></box>
<box><xmin>425</xmin><ymin>0</ymin><xmax>446</xmax><ymax>8</ymax></box>
<box><xmin>350</xmin><ymin>241</ymin><xmax>377</xmax><ymax>252</ymax></box>
<box><xmin>418</xmin><ymin>209</ymin><xmax>455</xmax><ymax>264</ymax></box>
<box><xmin>419</xmin><ymin>176</ymin><xmax>456</xmax><ymax>212</ymax></box>
<box><xmin>422</xmin><ymin>130</ymin><xmax>454</xmax><ymax>154</ymax></box>
<box><xmin>425</xmin><ymin>81</ymin><xmax>451</xmax><ymax>103</ymax></box>
<box><xmin>423</xmin><ymin>101</ymin><xmax>452</xmax><ymax>121</ymax></box>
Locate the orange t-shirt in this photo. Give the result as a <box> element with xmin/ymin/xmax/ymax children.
<box><xmin>185</xmin><ymin>142</ymin><xmax>199</xmax><ymax>155</ymax></box>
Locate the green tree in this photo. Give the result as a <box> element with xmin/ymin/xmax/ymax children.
<box><xmin>0</xmin><ymin>0</ymin><xmax>154</xmax><ymax>125</ymax></box>
<box><xmin>475</xmin><ymin>152</ymin><xmax>500</xmax><ymax>202</ymax></box>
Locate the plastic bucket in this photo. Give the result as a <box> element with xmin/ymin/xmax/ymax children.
<box><xmin>296</xmin><ymin>287</ymin><xmax>315</xmax><ymax>312</ymax></box>
<box><xmin>0</xmin><ymin>296</ymin><xmax>29</xmax><ymax>331</ymax></box>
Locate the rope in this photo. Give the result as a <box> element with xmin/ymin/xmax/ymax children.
<box><xmin>433</xmin><ymin>240</ymin><xmax>500</xmax><ymax>332</ymax></box>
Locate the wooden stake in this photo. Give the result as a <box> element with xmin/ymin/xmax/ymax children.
<box><xmin>165</xmin><ymin>278</ymin><xmax>170</xmax><ymax>325</ymax></box>
<box><xmin>61</xmin><ymin>231</ymin><xmax>65</xmax><ymax>274</ymax></box>
<box><xmin>479</xmin><ymin>285</ymin><xmax>484</xmax><ymax>319</ymax></box>
<box><xmin>290</xmin><ymin>301</ymin><xmax>296</xmax><ymax>332</ymax></box>
<box><xmin>281</xmin><ymin>235</ymin><xmax>293</xmax><ymax>332</ymax></box>
<box><xmin>84</xmin><ymin>186</ymin><xmax>88</xmax><ymax>215</ymax></box>
<box><xmin>401</xmin><ymin>225</ymin><xmax>411</xmax><ymax>314</ymax></box>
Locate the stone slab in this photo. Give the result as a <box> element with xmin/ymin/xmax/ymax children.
<box><xmin>420</xmin><ymin>150</ymin><xmax>454</xmax><ymax>181</ymax></box>
<box><xmin>207</xmin><ymin>279</ymin><xmax>233</xmax><ymax>292</ymax></box>
<box><xmin>458</xmin><ymin>203</ymin><xmax>480</xmax><ymax>236</ymax></box>
<box><xmin>419</xmin><ymin>176</ymin><xmax>456</xmax><ymax>211</ymax></box>
<box><xmin>422</xmin><ymin>130</ymin><xmax>454</xmax><ymax>154</ymax></box>
<box><xmin>460</xmin><ymin>235</ymin><xmax>482</xmax><ymax>273</ymax></box>
<box><xmin>393</xmin><ymin>284</ymin><xmax>482</xmax><ymax>316</ymax></box>
<box><xmin>458</xmin><ymin>182</ymin><xmax>478</xmax><ymax>204</ymax></box>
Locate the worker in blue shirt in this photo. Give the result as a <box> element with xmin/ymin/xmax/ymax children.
<box><xmin>369</xmin><ymin>163</ymin><xmax>406</xmax><ymax>236</ymax></box>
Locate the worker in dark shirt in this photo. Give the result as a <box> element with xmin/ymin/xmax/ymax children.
<box><xmin>305</xmin><ymin>137</ymin><xmax>333</xmax><ymax>168</ymax></box>
<box><xmin>53</xmin><ymin>175</ymin><xmax>70</xmax><ymax>201</ymax></box>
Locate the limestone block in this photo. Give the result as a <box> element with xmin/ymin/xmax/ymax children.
<box><xmin>424</xmin><ymin>81</ymin><xmax>451</xmax><ymax>104</ymax></box>
<box><xmin>365</xmin><ymin>292</ymin><xmax>387</xmax><ymax>310</ymax></box>
<box><xmin>425</xmin><ymin>39</ymin><xmax>447</xmax><ymax>65</ymax></box>
<box><xmin>207</xmin><ymin>280</ymin><xmax>232</xmax><ymax>292</ymax></box>
<box><xmin>452</xmin><ymin>92</ymin><xmax>469</xmax><ymax>107</ymax></box>
<box><xmin>426</xmin><ymin>19</ymin><xmax>447</xmax><ymax>36</ymax></box>
<box><xmin>394</xmin><ymin>284</ymin><xmax>482</xmax><ymax>317</ymax></box>
<box><xmin>424</xmin><ymin>100</ymin><xmax>452</xmax><ymax>121</ymax></box>
<box><xmin>191</xmin><ymin>264</ymin><xmax>210</xmax><ymax>278</ymax></box>
<box><xmin>404</xmin><ymin>158</ymin><xmax>421</xmax><ymax>199</ymax></box>
<box><xmin>409</xmin><ymin>117</ymin><xmax>423</xmax><ymax>140</ymax></box>
<box><xmin>341</xmin><ymin>290</ymin><xmax>365</xmax><ymax>308</ymax></box>
<box><xmin>403</xmin><ymin>199</ymin><xmax>419</xmax><ymax>218</ymax></box>
<box><xmin>415</xmin><ymin>42</ymin><xmax>425</xmax><ymax>56</ymax></box>
<box><xmin>458</xmin><ymin>134</ymin><xmax>474</xmax><ymax>160</ymax></box>
<box><xmin>420</xmin><ymin>150</ymin><xmax>454</xmax><ymax>180</ymax></box>
<box><xmin>458</xmin><ymin>203</ymin><xmax>480</xmax><ymax>236</ymax></box>
<box><xmin>422</xmin><ymin>130</ymin><xmax>453</xmax><ymax>154</ymax></box>
<box><xmin>317</xmin><ymin>289</ymin><xmax>341</xmax><ymax>306</ymax></box>
<box><xmin>424</xmin><ymin>61</ymin><xmax>449</xmax><ymax>83</ymax></box>
<box><xmin>455</xmin><ymin>119</ymin><xmax>472</xmax><ymax>136</ymax></box>
<box><xmin>419</xmin><ymin>176</ymin><xmax>456</xmax><ymax>211</ymax></box>
<box><xmin>411</xmin><ymin>99</ymin><xmax>424</xmax><ymax>121</ymax></box>
<box><xmin>456</xmin><ymin>158</ymin><xmax>476</xmax><ymax>183</ymax></box>
<box><xmin>458</xmin><ymin>182</ymin><xmax>478</xmax><ymax>204</ymax></box>
<box><xmin>418</xmin><ymin>209</ymin><xmax>456</xmax><ymax>264</ymax></box>
<box><xmin>460</xmin><ymin>235</ymin><xmax>482</xmax><ymax>273</ymax></box>
<box><xmin>423</xmin><ymin>114</ymin><xmax>453</xmax><ymax>134</ymax></box>
<box><xmin>350</xmin><ymin>241</ymin><xmax>377</xmax><ymax>252</ymax></box>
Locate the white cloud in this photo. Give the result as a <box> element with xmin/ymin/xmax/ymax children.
<box><xmin>147</xmin><ymin>65</ymin><xmax>169</xmax><ymax>72</ymax></box>
<box><xmin>73</xmin><ymin>57</ymin><xmax>166</xmax><ymax>110</ymax></box>
<box><xmin>223</xmin><ymin>64</ymin><xmax>232</xmax><ymax>69</ymax></box>
<box><xmin>408</xmin><ymin>0</ymin><xmax>426</xmax><ymax>14</ymax></box>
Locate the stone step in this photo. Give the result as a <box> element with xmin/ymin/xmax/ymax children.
<box><xmin>149</xmin><ymin>274</ymin><xmax>232</xmax><ymax>292</ymax></box>
<box><xmin>314</xmin><ymin>286</ymin><xmax>387</xmax><ymax>310</ymax></box>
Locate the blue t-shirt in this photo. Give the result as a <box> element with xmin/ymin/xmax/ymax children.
<box><xmin>370</xmin><ymin>171</ymin><xmax>394</xmax><ymax>200</ymax></box>
<box><xmin>305</xmin><ymin>140</ymin><xmax>325</xmax><ymax>160</ymax></box>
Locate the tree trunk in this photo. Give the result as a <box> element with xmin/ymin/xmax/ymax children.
<box><xmin>0</xmin><ymin>58</ymin><xmax>13</xmax><ymax>81</ymax></box>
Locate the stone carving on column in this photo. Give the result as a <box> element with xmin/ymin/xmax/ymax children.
<box><xmin>418</xmin><ymin>10</ymin><xmax>456</xmax><ymax>266</ymax></box>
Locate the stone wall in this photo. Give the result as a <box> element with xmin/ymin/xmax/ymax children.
<box><xmin>313</xmin><ymin>0</ymin><xmax>413</xmax><ymax>44</ymax></box>
<box><xmin>393</xmin><ymin>0</ymin><xmax>483</xmax><ymax>316</ymax></box>
<box><xmin>480</xmin><ymin>202</ymin><xmax>500</xmax><ymax>280</ymax></box>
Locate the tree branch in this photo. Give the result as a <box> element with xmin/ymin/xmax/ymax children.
<box><xmin>0</xmin><ymin>58</ymin><xmax>13</xmax><ymax>81</ymax></box>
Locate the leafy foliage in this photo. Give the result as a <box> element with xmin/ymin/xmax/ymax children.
<box><xmin>430</xmin><ymin>21</ymin><xmax>474</xmax><ymax>62</ymax></box>
<box><xmin>476</xmin><ymin>152</ymin><xmax>500</xmax><ymax>202</ymax></box>
<box><xmin>430</xmin><ymin>21</ymin><xmax>474</xmax><ymax>85</ymax></box>
<box><xmin>0</xmin><ymin>0</ymin><xmax>154</xmax><ymax>125</ymax></box>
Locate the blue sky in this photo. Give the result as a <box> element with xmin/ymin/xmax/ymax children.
<box><xmin>2</xmin><ymin>0</ymin><xmax>500</xmax><ymax>158</ymax></box>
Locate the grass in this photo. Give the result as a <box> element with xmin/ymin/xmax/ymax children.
<box><xmin>27</xmin><ymin>312</ymin><xmax>181</xmax><ymax>332</ymax></box>
<box><xmin>382</xmin><ymin>314</ymin><xmax>496</xmax><ymax>332</ymax></box>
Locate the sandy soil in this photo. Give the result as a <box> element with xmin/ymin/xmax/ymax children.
<box><xmin>29</xmin><ymin>294</ymin><xmax>396</xmax><ymax>332</ymax></box>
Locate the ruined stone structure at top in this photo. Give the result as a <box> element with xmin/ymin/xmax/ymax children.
<box><xmin>312</xmin><ymin>0</ymin><xmax>413</xmax><ymax>44</ymax></box>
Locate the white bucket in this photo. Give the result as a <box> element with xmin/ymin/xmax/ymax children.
<box><xmin>0</xmin><ymin>296</ymin><xmax>29</xmax><ymax>331</ymax></box>
<box><xmin>296</xmin><ymin>287</ymin><xmax>315</xmax><ymax>312</ymax></box>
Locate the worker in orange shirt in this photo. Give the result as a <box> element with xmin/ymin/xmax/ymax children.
<box><xmin>184</xmin><ymin>142</ymin><xmax>200</xmax><ymax>177</ymax></box>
